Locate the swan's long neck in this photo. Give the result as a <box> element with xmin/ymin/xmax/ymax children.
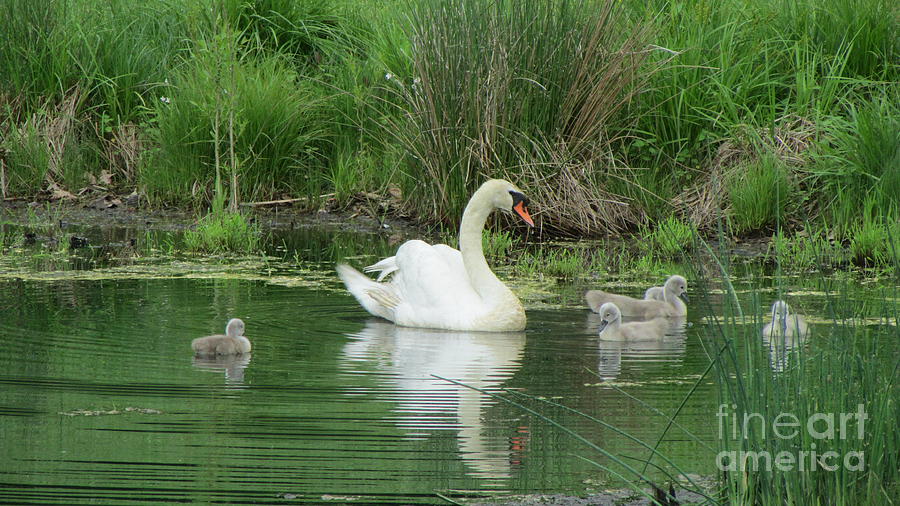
<box><xmin>459</xmin><ymin>189</ymin><xmax>511</xmax><ymax>303</ymax></box>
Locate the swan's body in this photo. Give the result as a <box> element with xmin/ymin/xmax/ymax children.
<box><xmin>596</xmin><ymin>303</ymin><xmax>669</xmax><ymax>341</ymax></box>
<box><xmin>191</xmin><ymin>318</ymin><xmax>251</xmax><ymax>356</ymax></box>
<box><xmin>337</xmin><ymin>179</ymin><xmax>534</xmax><ymax>332</ymax></box>
<box><xmin>586</xmin><ymin>275</ymin><xmax>689</xmax><ymax>318</ymax></box>
<box><xmin>762</xmin><ymin>300</ymin><xmax>808</xmax><ymax>338</ymax></box>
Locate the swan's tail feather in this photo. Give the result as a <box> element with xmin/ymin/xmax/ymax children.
<box><xmin>336</xmin><ymin>263</ymin><xmax>397</xmax><ymax>322</ymax></box>
<box><xmin>363</xmin><ymin>256</ymin><xmax>398</xmax><ymax>282</ymax></box>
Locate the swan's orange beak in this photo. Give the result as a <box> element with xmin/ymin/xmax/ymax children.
<box><xmin>513</xmin><ymin>201</ymin><xmax>534</xmax><ymax>227</ymax></box>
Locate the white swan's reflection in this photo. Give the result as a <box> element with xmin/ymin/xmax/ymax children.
<box><xmin>587</xmin><ymin>312</ymin><xmax>687</xmax><ymax>380</ymax></box>
<box><xmin>341</xmin><ymin>320</ymin><xmax>525</xmax><ymax>481</ymax></box>
<box><xmin>191</xmin><ymin>354</ymin><xmax>252</xmax><ymax>386</ymax></box>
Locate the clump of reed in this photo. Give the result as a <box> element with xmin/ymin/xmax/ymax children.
<box><xmin>183</xmin><ymin>210</ymin><xmax>262</xmax><ymax>254</ymax></box>
<box><xmin>143</xmin><ymin>24</ymin><xmax>330</xmax><ymax>206</ymax></box>
<box><xmin>377</xmin><ymin>0</ymin><xmax>654</xmax><ymax>234</ymax></box>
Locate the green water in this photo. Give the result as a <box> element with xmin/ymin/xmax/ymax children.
<box><xmin>0</xmin><ymin>222</ymin><xmax>897</xmax><ymax>503</ymax></box>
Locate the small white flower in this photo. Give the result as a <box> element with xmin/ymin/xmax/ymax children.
<box><xmin>164</xmin><ymin>78</ymin><xmax>169</xmax><ymax>85</ymax></box>
<box><xmin>413</xmin><ymin>77</ymin><xmax>421</xmax><ymax>85</ymax></box>
<box><xmin>385</xmin><ymin>73</ymin><xmax>393</xmax><ymax>80</ymax></box>
<box><xmin>160</xmin><ymin>96</ymin><xmax>170</xmax><ymax>104</ymax></box>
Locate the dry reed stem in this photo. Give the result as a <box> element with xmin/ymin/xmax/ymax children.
<box><xmin>104</xmin><ymin>123</ymin><xmax>142</xmax><ymax>183</ymax></box>
<box><xmin>44</xmin><ymin>88</ymin><xmax>80</xmax><ymax>185</ymax></box>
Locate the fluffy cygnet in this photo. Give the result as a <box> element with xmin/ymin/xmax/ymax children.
<box><xmin>597</xmin><ymin>302</ymin><xmax>669</xmax><ymax>341</ymax></box>
<box><xmin>762</xmin><ymin>300</ymin><xmax>808</xmax><ymax>338</ymax></box>
<box><xmin>191</xmin><ymin>318</ymin><xmax>251</xmax><ymax>356</ymax></box>
<box><xmin>587</xmin><ymin>275</ymin><xmax>689</xmax><ymax>319</ymax></box>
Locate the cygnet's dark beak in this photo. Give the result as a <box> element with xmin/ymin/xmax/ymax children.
<box><xmin>598</xmin><ymin>319</ymin><xmax>609</xmax><ymax>333</ymax></box>
<box><xmin>679</xmin><ymin>292</ymin><xmax>690</xmax><ymax>303</ymax></box>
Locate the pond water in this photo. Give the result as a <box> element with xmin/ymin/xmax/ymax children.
<box><xmin>0</xmin><ymin>220</ymin><xmax>897</xmax><ymax>503</ymax></box>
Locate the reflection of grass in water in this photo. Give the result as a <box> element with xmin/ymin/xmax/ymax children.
<box><xmin>436</xmin><ymin>375</ymin><xmax>716</xmax><ymax>502</ymax></box>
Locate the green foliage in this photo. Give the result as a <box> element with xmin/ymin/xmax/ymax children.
<box><xmin>379</xmin><ymin>0</ymin><xmax>653</xmax><ymax>229</ymax></box>
<box><xmin>643</xmin><ymin>216</ymin><xmax>696</xmax><ymax>260</ymax></box>
<box><xmin>0</xmin><ymin>0</ymin><xmax>896</xmax><ymax>241</ymax></box>
<box><xmin>1</xmin><ymin>121</ymin><xmax>49</xmax><ymax>194</ymax></box>
<box><xmin>515</xmin><ymin>248</ymin><xmax>586</xmax><ymax>279</ymax></box>
<box><xmin>143</xmin><ymin>29</ymin><xmax>329</xmax><ymax>204</ymax></box>
<box><xmin>812</xmin><ymin>95</ymin><xmax>900</xmax><ymax>235</ymax></box>
<box><xmin>183</xmin><ymin>211</ymin><xmax>262</xmax><ymax>254</ymax></box>
<box><xmin>727</xmin><ymin>155</ymin><xmax>793</xmax><ymax>234</ymax></box>
<box><xmin>482</xmin><ymin>230</ymin><xmax>516</xmax><ymax>261</ymax></box>
<box><xmin>848</xmin><ymin>215</ymin><xmax>900</xmax><ymax>269</ymax></box>
<box><xmin>221</xmin><ymin>0</ymin><xmax>349</xmax><ymax>65</ymax></box>
<box><xmin>768</xmin><ymin>228</ymin><xmax>844</xmax><ymax>272</ymax></box>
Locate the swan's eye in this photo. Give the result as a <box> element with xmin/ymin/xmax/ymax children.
<box><xmin>509</xmin><ymin>190</ymin><xmax>529</xmax><ymax>207</ymax></box>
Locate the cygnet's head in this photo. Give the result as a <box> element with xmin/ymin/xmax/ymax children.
<box><xmin>225</xmin><ymin>318</ymin><xmax>245</xmax><ymax>338</ymax></box>
<box><xmin>597</xmin><ymin>302</ymin><xmax>622</xmax><ymax>333</ymax></box>
<box><xmin>665</xmin><ymin>275</ymin><xmax>689</xmax><ymax>302</ymax></box>
<box><xmin>770</xmin><ymin>300</ymin><xmax>791</xmax><ymax>323</ymax></box>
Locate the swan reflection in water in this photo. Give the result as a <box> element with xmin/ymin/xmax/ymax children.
<box><xmin>191</xmin><ymin>354</ymin><xmax>252</xmax><ymax>386</ymax></box>
<box><xmin>342</xmin><ymin>320</ymin><xmax>525</xmax><ymax>481</ymax></box>
<box><xmin>587</xmin><ymin>312</ymin><xmax>688</xmax><ymax>381</ymax></box>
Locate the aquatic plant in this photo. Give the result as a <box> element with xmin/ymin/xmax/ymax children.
<box><xmin>183</xmin><ymin>211</ymin><xmax>262</xmax><ymax>254</ymax></box>
<box><xmin>143</xmin><ymin>24</ymin><xmax>330</xmax><ymax>205</ymax></box>
<box><xmin>376</xmin><ymin>0</ymin><xmax>654</xmax><ymax>232</ymax></box>
<box><xmin>726</xmin><ymin>154</ymin><xmax>793</xmax><ymax>235</ymax></box>
<box><xmin>0</xmin><ymin>0</ymin><xmax>896</xmax><ymax>244</ymax></box>
<box><xmin>643</xmin><ymin>216</ymin><xmax>696</xmax><ymax>260</ymax></box>
<box><xmin>695</xmin><ymin>242</ymin><xmax>899</xmax><ymax>504</ymax></box>
<box><xmin>768</xmin><ymin>227</ymin><xmax>846</xmax><ymax>273</ymax></box>
<box><xmin>482</xmin><ymin>229</ymin><xmax>516</xmax><ymax>261</ymax></box>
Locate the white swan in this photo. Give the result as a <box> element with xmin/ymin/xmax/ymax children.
<box><xmin>762</xmin><ymin>300</ymin><xmax>808</xmax><ymax>338</ymax></box>
<box><xmin>596</xmin><ymin>302</ymin><xmax>669</xmax><ymax>341</ymax></box>
<box><xmin>586</xmin><ymin>275</ymin><xmax>689</xmax><ymax>318</ymax></box>
<box><xmin>337</xmin><ymin>179</ymin><xmax>534</xmax><ymax>332</ymax></box>
<box><xmin>191</xmin><ymin>318</ymin><xmax>251</xmax><ymax>356</ymax></box>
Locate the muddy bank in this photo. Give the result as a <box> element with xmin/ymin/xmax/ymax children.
<box><xmin>1</xmin><ymin>193</ymin><xmax>420</xmax><ymax>235</ymax></box>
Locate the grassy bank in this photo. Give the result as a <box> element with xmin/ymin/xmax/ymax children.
<box><xmin>0</xmin><ymin>0</ymin><xmax>897</xmax><ymax>264</ymax></box>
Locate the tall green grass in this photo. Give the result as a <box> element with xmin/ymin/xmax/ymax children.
<box><xmin>143</xmin><ymin>27</ymin><xmax>330</xmax><ymax>205</ymax></box>
<box><xmin>726</xmin><ymin>154</ymin><xmax>794</xmax><ymax>235</ymax></box>
<box><xmin>695</xmin><ymin>259</ymin><xmax>899</xmax><ymax>503</ymax></box>
<box><xmin>0</xmin><ymin>0</ymin><xmax>896</xmax><ymax>247</ymax></box>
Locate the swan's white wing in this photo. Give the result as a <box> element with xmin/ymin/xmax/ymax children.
<box><xmin>390</xmin><ymin>240</ymin><xmax>479</xmax><ymax>326</ymax></box>
<box><xmin>364</xmin><ymin>256</ymin><xmax>398</xmax><ymax>282</ymax></box>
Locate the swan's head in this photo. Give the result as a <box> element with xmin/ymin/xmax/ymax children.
<box><xmin>225</xmin><ymin>318</ymin><xmax>245</xmax><ymax>338</ymax></box>
<box><xmin>479</xmin><ymin>179</ymin><xmax>534</xmax><ymax>226</ymax></box>
<box><xmin>664</xmin><ymin>275</ymin><xmax>689</xmax><ymax>302</ymax></box>
<box><xmin>597</xmin><ymin>302</ymin><xmax>621</xmax><ymax>333</ymax></box>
